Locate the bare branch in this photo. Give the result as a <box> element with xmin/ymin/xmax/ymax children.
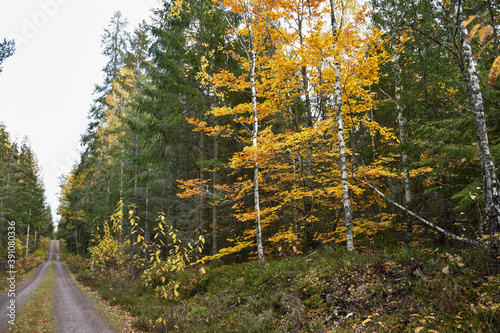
<box><xmin>358</xmin><ymin>177</ymin><xmax>485</xmax><ymax>248</ymax></box>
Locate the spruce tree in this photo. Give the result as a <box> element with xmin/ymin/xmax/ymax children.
<box><xmin>0</xmin><ymin>38</ymin><xmax>15</xmax><ymax>74</ymax></box>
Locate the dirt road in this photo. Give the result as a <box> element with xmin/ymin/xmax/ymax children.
<box><xmin>0</xmin><ymin>240</ymin><xmax>115</xmax><ymax>332</ymax></box>
<box><xmin>54</xmin><ymin>240</ymin><xmax>115</xmax><ymax>333</ymax></box>
<box><xmin>0</xmin><ymin>240</ymin><xmax>54</xmax><ymax>332</ymax></box>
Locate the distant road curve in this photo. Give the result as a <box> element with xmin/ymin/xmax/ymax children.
<box><xmin>0</xmin><ymin>240</ymin><xmax>54</xmax><ymax>332</ymax></box>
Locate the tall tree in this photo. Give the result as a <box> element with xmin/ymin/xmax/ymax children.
<box><xmin>0</xmin><ymin>129</ymin><xmax>53</xmax><ymax>259</ymax></box>
<box><xmin>185</xmin><ymin>0</ymin><xmax>390</xmax><ymax>259</ymax></box>
<box><xmin>452</xmin><ymin>0</ymin><xmax>500</xmax><ymax>274</ymax></box>
<box><xmin>330</xmin><ymin>0</ymin><xmax>354</xmax><ymax>252</ymax></box>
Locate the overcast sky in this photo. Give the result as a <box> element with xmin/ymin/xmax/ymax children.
<box><xmin>0</xmin><ymin>0</ymin><xmax>159</xmax><ymax>223</ymax></box>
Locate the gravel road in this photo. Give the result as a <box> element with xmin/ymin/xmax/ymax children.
<box><xmin>54</xmin><ymin>240</ymin><xmax>115</xmax><ymax>333</ymax></box>
<box><xmin>0</xmin><ymin>240</ymin><xmax>54</xmax><ymax>332</ymax></box>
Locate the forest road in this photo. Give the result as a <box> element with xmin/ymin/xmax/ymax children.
<box><xmin>54</xmin><ymin>240</ymin><xmax>115</xmax><ymax>333</ymax></box>
<box><xmin>0</xmin><ymin>240</ymin><xmax>54</xmax><ymax>332</ymax></box>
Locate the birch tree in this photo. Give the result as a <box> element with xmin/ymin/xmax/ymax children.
<box><xmin>211</xmin><ymin>0</ymin><xmax>273</xmax><ymax>265</ymax></box>
<box><xmin>453</xmin><ymin>0</ymin><xmax>500</xmax><ymax>274</ymax></box>
<box><xmin>330</xmin><ymin>0</ymin><xmax>354</xmax><ymax>251</ymax></box>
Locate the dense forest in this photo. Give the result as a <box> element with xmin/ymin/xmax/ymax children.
<box><xmin>55</xmin><ymin>0</ymin><xmax>500</xmax><ymax>280</ymax></box>
<box><xmin>0</xmin><ymin>123</ymin><xmax>54</xmax><ymax>260</ymax></box>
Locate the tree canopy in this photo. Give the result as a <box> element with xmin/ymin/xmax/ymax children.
<box><xmin>56</xmin><ymin>0</ymin><xmax>500</xmax><ymax>275</ymax></box>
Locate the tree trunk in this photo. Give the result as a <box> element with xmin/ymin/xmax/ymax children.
<box><xmin>145</xmin><ymin>184</ymin><xmax>150</xmax><ymax>261</ymax></box>
<box><xmin>247</xmin><ymin>10</ymin><xmax>264</xmax><ymax>266</ymax></box>
<box><xmin>212</xmin><ymin>133</ymin><xmax>218</xmax><ymax>255</ymax></box>
<box><xmin>330</xmin><ymin>0</ymin><xmax>354</xmax><ymax>251</ymax></box>
<box><xmin>362</xmin><ymin>178</ymin><xmax>483</xmax><ymax>248</ymax></box>
<box><xmin>198</xmin><ymin>130</ymin><xmax>205</xmax><ymax>235</ymax></box>
<box><xmin>454</xmin><ymin>0</ymin><xmax>500</xmax><ymax>274</ymax></box>
<box><xmin>299</xmin><ymin>14</ymin><xmax>315</xmax><ymax>247</ymax></box>
<box><xmin>25</xmin><ymin>223</ymin><xmax>30</xmax><ymax>258</ymax></box>
<box><xmin>392</xmin><ymin>38</ymin><xmax>413</xmax><ymax>245</ymax></box>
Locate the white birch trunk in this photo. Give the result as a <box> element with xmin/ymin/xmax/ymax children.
<box><xmin>362</xmin><ymin>179</ymin><xmax>483</xmax><ymax>248</ymax></box>
<box><xmin>330</xmin><ymin>0</ymin><xmax>354</xmax><ymax>252</ymax></box>
<box><xmin>248</xmin><ymin>14</ymin><xmax>265</xmax><ymax>266</ymax></box>
<box><xmin>299</xmin><ymin>14</ymin><xmax>315</xmax><ymax>245</ymax></box>
<box><xmin>393</xmin><ymin>40</ymin><xmax>413</xmax><ymax>244</ymax></box>
<box><xmin>25</xmin><ymin>223</ymin><xmax>30</xmax><ymax>258</ymax></box>
<box><xmin>454</xmin><ymin>1</ymin><xmax>500</xmax><ymax>274</ymax></box>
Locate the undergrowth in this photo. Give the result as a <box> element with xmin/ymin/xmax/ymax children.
<box><xmin>66</xmin><ymin>244</ymin><xmax>500</xmax><ymax>332</ymax></box>
<box><xmin>0</xmin><ymin>239</ymin><xmax>51</xmax><ymax>294</ymax></box>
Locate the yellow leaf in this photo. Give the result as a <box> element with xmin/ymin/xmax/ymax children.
<box><xmin>463</xmin><ymin>15</ymin><xmax>477</xmax><ymax>27</ymax></box>
<box><xmin>479</xmin><ymin>26</ymin><xmax>493</xmax><ymax>43</ymax></box>
<box><xmin>488</xmin><ymin>56</ymin><xmax>500</xmax><ymax>84</ymax></box>
<box><xmin>415</xmin><ymin>327</ymin><xmax>424</xmax><ymax>333</ymax></box>
<box><xmin>442</xmin><ymin>265</ymin><xmax>450</xmax><ymax>274</ymax></box>
<box><xmin>466</xmin><ymin>24</ymin><xmax>481</xmax><ymax>42</ymax></box>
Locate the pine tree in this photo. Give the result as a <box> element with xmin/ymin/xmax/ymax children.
<box><xmin>0</xmin><ymin>38</ymin><xmax>15</xmax><ymax>74</ymax></box>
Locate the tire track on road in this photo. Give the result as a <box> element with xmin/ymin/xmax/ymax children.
<box><xmin>54</xmin><ymin>240</ymin><xmax>115</xmax><ymax>333</ymax></box>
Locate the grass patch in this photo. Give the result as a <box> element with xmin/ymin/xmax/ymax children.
<box><xmin>7</xmin><ymin>261</ymin><xmax>56</xmax><ymax>333</ymax></box>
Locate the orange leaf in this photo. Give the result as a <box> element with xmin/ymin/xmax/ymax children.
<box><xmin>463</xmin><ymin>15</ymin><xmax>477</xmax><ymax>28</ymax></box>
<box><xmin>479</xmin><ymin>26</ymin><xmax>493</xmax><ymax>43</ymax></box>
<box><xmin>466</xmin><ymin>24</ymin><xmax>481</xmax><ymax>42</ymax></box>
<box><xmin>489</xmin><ymin>56</ymin><xmax>500</xmax><ymax>84</ymax></box>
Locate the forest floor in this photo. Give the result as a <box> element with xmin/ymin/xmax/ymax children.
<box><xmin>65</xmin><ymin>243</ymin><xmax>500</xmax><ymax>333</ymax></box>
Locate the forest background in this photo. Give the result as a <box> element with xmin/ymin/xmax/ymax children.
<box><xmin>1</xmin><ymin>0</ymin><xmax>500</xmax><ymax>330</ymax></box>
<box><xmin>51</xmin><ymin>0</ymin><xmax>500</xmax><ymax>272</ymax></box>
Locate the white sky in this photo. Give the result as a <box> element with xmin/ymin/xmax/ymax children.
<box><xmin>0</xmin><ymin>0</ymin><xmax>159</xmax><ymax>223</ymax></box>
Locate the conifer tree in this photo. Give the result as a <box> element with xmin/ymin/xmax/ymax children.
<box><xmin>0</xmin><ymin>38</ymin><xmax>15</xmax><ymax>74</ymax></box>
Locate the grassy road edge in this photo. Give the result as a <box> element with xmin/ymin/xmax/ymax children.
<box><xmin>7</xmin><ymin>260</ymin><xmax>56</xmax><ymax>332</ymax></box>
